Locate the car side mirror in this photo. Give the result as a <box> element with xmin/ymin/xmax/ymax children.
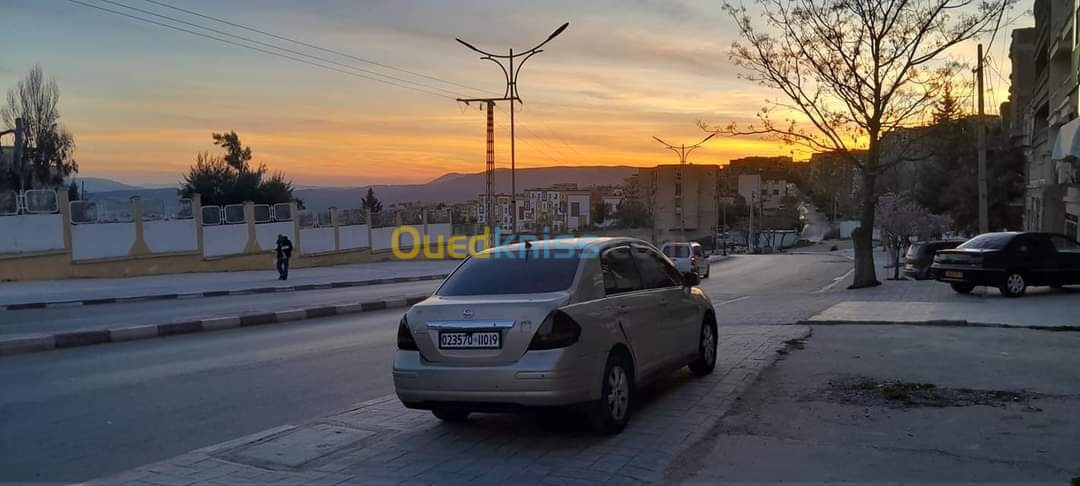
<box><xmin>682</xmin><ymin>272</ymin><xmax>700</xmax><ymax>287</ymax></box>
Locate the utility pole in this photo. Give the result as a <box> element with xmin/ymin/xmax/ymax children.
<box><xmin>721</xmin><ymin>198</ymin><xmax>730</xmax><ymax>255</ymax></box>
<box><xmin>652</xmin><ymin>133</ymin><xmax>716</xmax><ymax>242</ymax></box>
<box><xmin>455</xmin><ymin>22</ymin><xmax>569</xmax><ymax>236</ymax></box>
<box><xmin>748</xmin><ymin>193</ymin><xmax>754</xmax><ymax>253</ymax></box>
<box><xmin>976</xmin><ymin>43</ymin><xmax>989</xmax><ymax>234</ymax></box>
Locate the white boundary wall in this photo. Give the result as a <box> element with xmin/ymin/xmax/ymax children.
<box><xmin>299</xmin><ymin>227</ymin><xmax>336</xmax><ymax>254</ymax></box>
<box><xmin>144</xmin><ymin>220</ymin><xmax>198</xmax><ymax>254</ymax></box>
<box><xmin>0</xmin><ymin>214</ymin><xmax>65</xmax><ymax>254</ymax></box>
<box><xmin>427</xmin><ymin>223</ymin><xmax>453</xmax><ymax>243</ymax></box>
<box><xmin>203</xmin><ymin>225</ymin><xmax>248</xmax><ymax>257</ymax></box>
<box><xmin>371</xmin><ymin>227</ymin><xmax>396</xmax><ymax>251</ymax></box>
<box><xmin>340</xmin><ymin>225</ymin><xmax>370</xmax><ymax>250</ymax></box>
<box><xmin>72</xmin><ymin>223</ymin><xmax>136</xmax><ymax>260</ymax></box>
<box><xmin>255</xmin><ymin>222</ymin><xmax>294</xmax><ymax>252</ymax></box>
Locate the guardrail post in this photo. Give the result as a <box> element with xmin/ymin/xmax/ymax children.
<box><xmin>129</xmin><ymin>196</ymin><xmax>151</xmax><ymax>256</ymax></box>
<box><xmin>243</xmin><ymin>201</ymin><xmax>260</xmax><ymax>253</ymax></box>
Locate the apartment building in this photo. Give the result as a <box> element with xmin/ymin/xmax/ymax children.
<box><xmin>641</xmin><ymin>164</ymin><xmax>722</xmax><ymax>241</ymax></box>
<box><xmin>477</xmin><ymin>184</ymin><xmax>592</xmax><ymax>233</ymax></box>
<box><xmin>1012</xmin><ymin>0</ymin><xmax>1080</xmax><ymax>239</ymax></box>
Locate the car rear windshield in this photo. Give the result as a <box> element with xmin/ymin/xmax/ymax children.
<box><xmin>906</xmin><ymin>244</ymin><xmax>926</xmax><ymax>258</ymax></box>
<box><xmin>437</xmin><ymin>251</ymin><xmax>582</xmax><ymax>296</ymax></box>
<box><xmin>663</xmin><ymin>245</ymin><xmax>689</xmax><ymax>258</ymax></box>
<box><xmin>957</xmin><ymin>234</ymin><xmax>1013</xmax><ymax>250</ymax></box>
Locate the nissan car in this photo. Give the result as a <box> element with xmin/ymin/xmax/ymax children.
<box><xmin>393</xmin><ymin>237</ymin><xmax>718</xmax><ymax>434</ymax></box>
<box><xmin>931</xmin><ymin>232</ymin><xmax>1080</xmax><ymax>297</ymax></box>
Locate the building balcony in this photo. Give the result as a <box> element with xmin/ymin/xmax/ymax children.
<box><xmin>1050</xmin><ymin>16</ymin><xmax>1073</xmax><ymax>59</ymax></box>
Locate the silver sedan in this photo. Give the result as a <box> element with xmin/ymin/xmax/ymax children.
<box><xmin>393</xmin><ymin>237</ymin><xmax>718</xmax><ymax>434</ymax></box>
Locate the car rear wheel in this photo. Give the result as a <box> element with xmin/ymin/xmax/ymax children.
<box><xmin>1000</xmin><ymin>272</ymin><xmax>1027</xmax><ymax>298</ymax></box>
<box><xmin>588</xmin><ymin>353</ymin><xmax>632</xmax><ymax>434</ymax></box>
<box><xmin>432</xmin><ymin>408</ymin><xmax>470</xmax><ymax>423</ymax></box>
<box><xmin>689</xmin><ymin>320</ymin><xmax>717</xmax><ymax>375</ymax></box>
<box><xmin>950</xmin><ymin>282</ymin><xmax>975</xmax><ymax>294</ymax></box>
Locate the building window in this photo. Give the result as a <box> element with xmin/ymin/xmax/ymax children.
<box><xmin>675</xmin><ymin>183</ymin><xmax>682</xmax><ymax>196</ymax></box>
<box><xmin>570</xmin><ymin>202</ymin><xmax>580</xmax><ymax>217</ymax></box>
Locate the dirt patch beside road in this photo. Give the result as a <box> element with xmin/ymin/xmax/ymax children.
<box><xmin>824</xmin><ymin>376</ymin><xmax>1045</xmax><ymax>409</ymax></box>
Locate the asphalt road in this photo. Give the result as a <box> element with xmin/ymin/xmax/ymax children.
<box><xmin>0</xmin><ymin>253</ymin><xmax>853</xmax><ymax>482</ymax></box>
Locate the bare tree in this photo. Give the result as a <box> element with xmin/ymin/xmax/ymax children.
<box><xmin>702</xmin><ymin>0</ymin><xmax>1012</xmax><ymax>288</ymax></box>
<box><xmin>876</xmin><ymin>192</ymin><xmax>953</xmax><ymax>279</ymax></box>
<box><xmin>1</xmin><ymin>65</ymin><xmax>77</xmax><ymax>190</ymax></box>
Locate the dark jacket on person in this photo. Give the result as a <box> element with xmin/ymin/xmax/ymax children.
<box><xmin>276</xmin><ymin>237</ymin><xmax>293</xmax><ymax>260</ymax></box>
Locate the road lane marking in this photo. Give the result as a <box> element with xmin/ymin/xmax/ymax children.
<box><xmin>816</xmin><ymin>268</ymin><xmax>854</xmax><ymax>293</ymax></box>
<box><xmin>716</xmin><ymin>296</ymin><xmax>751</xmax><ymax>306</ymax></box>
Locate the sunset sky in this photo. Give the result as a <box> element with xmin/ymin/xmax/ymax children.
<box><xmin>1</xmin><ymin>1</ymin><xmax>1028</xmax><ymax>187</ymax></box>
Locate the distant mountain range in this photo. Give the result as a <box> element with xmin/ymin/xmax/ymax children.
<box><xmin>79</xmin><ymin>166</ymin><xmax>639</xmax><ymax>211</ymax></box>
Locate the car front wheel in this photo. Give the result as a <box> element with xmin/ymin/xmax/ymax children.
<box><xmin>1000</xmin><ymin>272</ymin><xmax>1027</xmax><ymax>298</ymax></box>
<box><xmin>689</xmin><ymin>321</ymin><xmax>717</xmax><ymax>375</ymax></box>
<box><xmin>588</xmin><ymin>353</ymin><xmax>632</xmax><ymax>434</ymax></box>
<box><xmin>950</xmin><ymin>282</ymin><xmax>975</xmax><ymax>294</ymax></box>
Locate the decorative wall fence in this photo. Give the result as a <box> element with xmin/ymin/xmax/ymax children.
<box><xmin>0</xmin><ymin>190</ymin><xmax>478</xmax><ymax>281</ymax></box>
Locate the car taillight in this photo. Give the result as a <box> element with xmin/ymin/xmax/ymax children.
<box><xmin>691</xmin><ymin>255</ymin><xmax>697</xmax><ymax>266</ymax></box>
<box><xmin>397</xmin><ymin>314</ymin><xmax>418</xmax><ymax>351</ymax></box>
<box><xmin>528</xmin><ymin>310</ymin><xmax>582</xmax><ymax>350</ymax></box>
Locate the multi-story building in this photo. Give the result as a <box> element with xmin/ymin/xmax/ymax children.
<box><xmin>1013</xmin><ymin>0</ymin><xmax>1080</xmax><ymax>239</ymax></box>
<box><xmin>477</xmin><ymin>184</ymin><xmax>592</xmax><ymax>233</ymax></box>
<box><xmin>643</xmin><ymin>164</ymin><xmax>722</xmax><ymax>242</ymax></box>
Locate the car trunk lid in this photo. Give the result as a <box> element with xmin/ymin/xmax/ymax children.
<box><xmin>406</xmin><ymin>292</ymin><xmax>569</xmax><ymax>364</ymax></box>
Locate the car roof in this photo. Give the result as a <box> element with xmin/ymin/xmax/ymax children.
<box><xmin>480</xmin><ymin>236</ymin><xmax>650</xmax><ymax>256</ymax></box>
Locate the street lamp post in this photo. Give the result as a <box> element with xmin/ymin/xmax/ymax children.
<box><xmin>456</xmin><ymin>22</ymin><xmax>569</xmax><ymax>235</ymax></box>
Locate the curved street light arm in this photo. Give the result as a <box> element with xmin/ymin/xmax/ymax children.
<box><xmin>456</xmin><ymin>38</ymin><xmax>499</xmax><ymax>58</ymax></box>
<box><xmin>456</xmin><ymin>22</ymin><xmax>569</xmax><ymax>59</ymax></box>
<box><xmin>511</xmin><ymin>50</ymin><xmax>543</xmax><ymax>101</ymax></box>
<box><xmin>481</xmin><ymin>57</ymin><xmax>512</xmax><ymax>98</ymax></box>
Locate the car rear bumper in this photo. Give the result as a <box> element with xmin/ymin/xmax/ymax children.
<box><xmin>393</xmin><ymin>349</ymin><xmax>603</xmax><ymax>408</ymax></box>
<box><xmin>931</xmin><ymin>265</ymin><xmax>1006</xmax><ymax>286</ymax></box>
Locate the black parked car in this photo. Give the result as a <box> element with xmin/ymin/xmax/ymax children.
<box><xmin>904</xmin><ymin>240</ymin><xmax>962</xmax><ymax>280</ymax></box>
<box><xmin>931</xmin><ymin>232</ymin><xmax>1080</xmax><ymax>297</ymax></box>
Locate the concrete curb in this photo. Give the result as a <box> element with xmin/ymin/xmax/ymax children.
<box><xmin>1</xmin><ymin>274</ymin><xmax>447</xmax><ymax>311</ymax></box>
<box><xmin>0</xmin><ymin>294</ymin><xmax>429</xmax><ymax>357</ymax></box>
<box><xmin>796</xmin><ymin>319</ymin><xmax>1080</xmax><ymax>332</ymax></box>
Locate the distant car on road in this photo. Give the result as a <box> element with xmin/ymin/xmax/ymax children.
<box><xmin>904</xmin><ymin>240</ymin><xmax>962</xmax><ymax>280</ymax></box>
<box><xmin>393</xmin><ymin>237</ymin><xmax>718</xmax><ymax>434</ymax></box>
<box><xmin>660</xmin><ymin>241</ymin><xmax>710</xmax><ymax>278</ymax></box>
<box><xmin>931</xmin><ymin>232</ymin><xmax>1080</xmax><ymax>297</ymax></box>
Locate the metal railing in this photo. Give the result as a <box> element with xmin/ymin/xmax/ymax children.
<box><xmin>0</xmin><ymin>189</ymin><xmax>60</xmax><ymax>216</ymax></box>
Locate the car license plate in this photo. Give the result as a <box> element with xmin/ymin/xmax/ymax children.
<box><xmin>439</xmin><ymin>331</ymin><xmax>501</xmax><ymax>349</ymax></box>
<box><xmin>945</xmin><ymin>271</ymin><xmax>963</xmax><ymax>279</ymax></box>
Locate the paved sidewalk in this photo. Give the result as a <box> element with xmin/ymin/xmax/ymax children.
<box><xmin>89</xmin><ymin>325</ymin><xmax>809</xmax><ymax>486</ymax></box>
<box><xmin>0</xmin><ymin>293</ymin><xmax>430</xmax><ymax>357</ymax></box>
<box><xmin>0</xmin><ymin>260</ymin><xmax>460</xmax><ymax>308</ymax></box>
<box><xmin>810</xmin><ymin>267</ymin><xmax>1080</xmax><ymax>328</ymax></box>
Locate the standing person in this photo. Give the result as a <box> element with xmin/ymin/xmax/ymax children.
<box><xmin>275</xmin><ymin>234</ymin><xmax>293</xmax><ymax>280</ymax></box>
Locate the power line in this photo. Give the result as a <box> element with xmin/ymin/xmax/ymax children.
<box><xmin>67</xmin><ymin>0</ymin><xmax>581</xmax><ymax>166</ymax></box>
<box><xmin>138</xmin><ymin>0</ymin><xmax>494</xmax><ymax>96</ymax></box>
<box><xmin>64</xmin><ymin>0</ymin><xmax>459</xmax><ymax>100</ymax></box>
<box><xmin>94</xmin><ymin>0</ymin><xmax>463</xmax><ymax>98</ymax></box>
